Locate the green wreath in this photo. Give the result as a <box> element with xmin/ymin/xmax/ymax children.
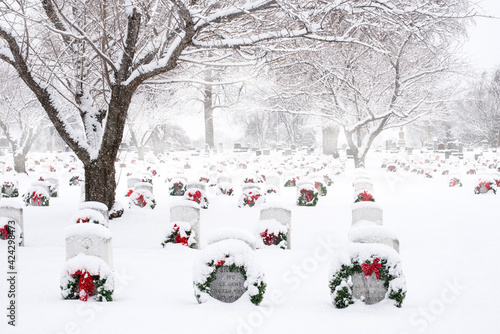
<box><xmin>61</xmin><ymin>273</ymin><xmax>114</xmax><ymax>302</ymax></box>
<box><xmin>1</xmin><ymin>182</ymin><xmax>18</xmax><ymax>198</ymax></box>
<box><xmin>297</xmin><ymin>188</ymin><xmax>319</xmax><ymax>206</ymax></box>
<box><xmin>329</xmin><ymin>256</ymin><xmax>406</xmax><ymax>309</ymax></box>
<box><xmin>169</xmin><ymin>181</ymin><xmax>186</xmax><ymax>196</ymax></box>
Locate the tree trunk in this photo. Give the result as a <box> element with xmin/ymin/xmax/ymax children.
<box><xmin>204</xmin><ymin>69</ymin><xmax>215</xmax><ymax>149</ymax></box>
<box><xmin>345</xmin><ymin>129</ymin><xmax>365</xmax><ymax>168</ymax></box>
<box><xmin>13</xmin><ymin>153</ymin><xmax>26</xmax><ymax>174</ymax></box>
<box><xmin>129</xmin><ymin>127</ymin><xmax>145</xmax><ymax>160</ymax></box>
<box><xmin>322</xmin><ymin>126</ymin><xmax>340</xmax><ymax>158</ymax></box>
<box><xmin>84</xmin><ymin>154</ymin><xmax>117</xmax><ymax>210</ymax></box>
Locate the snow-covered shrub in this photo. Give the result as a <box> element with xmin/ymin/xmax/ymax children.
<box><xmin>60</xmin><ymin>254</ymin><xmax>114</xmax><ymax>302</ymax></box>
<box><xmin>257</xmin><ymin>219</ymin><xmax>287</xmax><ymax>250</ymax></box>
<box><xmin>239</xmin><ymin>188</ymin><xmax>264</xmax><ymax>208</ymax></box>
<box><xmin>184</xmin><ymin>188</ymin><xmax>209</xmax><ymax>209</ymax></box>
<box><xmin>129</xmin><ymin>189</ymin><xmax>156</xmax><ymax>209</ymax></box>
<box><xmin>161</xmin><ymin>221</ymin><xmax>196</xmax><ymax>248</ymax></box>
<box><xmin>296</xmin><ymin>184</ymin><xmax>319</xmax><ymax>206</ymax></box>
<box><xmin>23</xmin><ymin>186</ymin><xmax>50</xmax><ymax>206</ymax></box>
<box><xmin>193</xmin><ymin>239</ymin><xmax>266</xmax><ymax>306</ymax></box>
<box><xmin>73</xmin><ymin>209</ymin><xmax>108</xmax><ymax>228</ymax></box>
<box><xmin>329</xmin><ymin>244</ymin><xmax>406</xmax><ymax>308</ymax></box>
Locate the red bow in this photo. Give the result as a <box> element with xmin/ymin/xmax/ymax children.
<box><xmin>32</xmin><ymin>192</ymin><xmax>41</xmax><ymax>206</ymax></box>
<box><xmin>260</xmin><ymin>229</ymin><xmax>277</xmax><ymax>245</ymax></box>
<box><xmin>360</xmin><ymin>191</ymin><xmax>373</xmax><ymax>201</ymax></box>
<box><xmin>361</xmin><ymin>258</ymin><xmax>382</xmax><ymax>279</ymax></box>
<box><xmin>77</xmin><ymin>218</ymin><xmax>89</xmax><ymax>224</ymax></box>
<box><xmin>300</xmin><ymin>189</ymin><xmax>313</xmax><ymax>202</ymax></box>
<box><xmin>126</xmin><ymin>189</ymin><xmax>134</xmax><ymax>197</ymax></box>
<box><xmin>173</xmin><ymin>224</ymin><xmax>189</xmax><ymax>246</ymax></box>
<box><xmin>188</xmin><ymin>191</ymin><xmax>202</xmax><ymax>204</ymax></box>
<box><xmin>137</xmin><ymin>194</ymin><xmax>147</xmax><ymax>207</ymax></box>
<box><xmin>70</xmin><ymin>270</ymin><xmax>95</xmax><ymax>301</ymax></box>
<box><xmin>0</xmin><ymin>225</ymin><xmax>9</xmax><ymax>240</ymax></box>
<box><xmin>214</xmin><ymin>260</ymin><xmax>225</xmax><ymax>267</ymax></box>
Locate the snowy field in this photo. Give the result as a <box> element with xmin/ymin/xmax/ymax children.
<box><xmin>0</xmin><ymin>151</ymin><xmax>499</xmax><ymax>334</ymax></box>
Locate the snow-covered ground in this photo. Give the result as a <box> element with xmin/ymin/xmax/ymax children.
<box><xmin>0</xmin><ymin>151</ymin><xmax>499</xmax><ymax>334</ymax></box>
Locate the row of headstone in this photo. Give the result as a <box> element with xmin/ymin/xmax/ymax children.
<box><xmin>329</xmin><ymin>169</ymin><xmax>406</xmax><ymax>308</ymax></box>
<box><xmin>61</xmin><ymin>202</ymin><xmax>115</xmax><ymax>302</ymax></box>
<box><xmin>163</xmin><ymin>199</ymin><xmax>292</xmax><ymax>252</ymax></box>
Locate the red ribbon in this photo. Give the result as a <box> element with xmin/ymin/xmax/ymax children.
<box><xmin>361</xmin><ymin>258</ymin><xmax>382</xmax><ymax>279</ymax></box>
<box><xmin>32</xmin><ymin>192</ymin><xmax>41</xmax><ymax>206</ymax></box>
<box><xmin>126</xmin><ymin>189</ymin><xmax>134</xmax><ymax>197</ymax></box>
<box><xmin>77</xmin><ymin>218</ymin><xmax>89</xmax><ymax>224</ymax></box>
<box><xmin>188</xmin><ymin>190</ymin><xmax>202</xmax><ymax>204</ymax></box>
<box><xmin>173</xmin><ymin>224</ymin><xmax>189</xmax><ymax>246</ymax></box>
<box><xmin>214</xmin><ymin>260</ymin><xmax>225</xmax><ymax>267</ymax></box>
<box><xmin>137</xmin><ymin>194</ymin><xmax>147</xmax><ymax>207</ymax></box>
<box><xmin>360</xmin><ymin>191</ymin><xmax>373</xmax><ymax>201</ymax></box>
<box><xmin>70</xmin><ymin>270</ymin><xmax>95</xmax><ymax>302</ymax></box>
<box><xmin>300</xmin><ymin>189</ymin><xmax>313</xmax><ymax>202</ymax></box>
<box><xmin>0</xmin><ymin>225</ymin><xmax>9</xmax><ymax>240</ymax></box>
<box><xmin>260</xmin><ymin>229</ymin><xmax>277</xmax><ymax>245</ymax></box>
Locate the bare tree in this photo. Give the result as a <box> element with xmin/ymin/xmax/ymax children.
<box><xmin>454</xmin><ymin>70</ymin><xmax>500</xmax><ymax>148</ymax></box>
<box><xmin>0</xmin><ymin>65</ymin><xmax>46</xmax><ymax>173</ymax></box>
<box><xmin>264</xmin><ymin>1</ymin><xmax>471</xmax><ymax>166</ymax></box>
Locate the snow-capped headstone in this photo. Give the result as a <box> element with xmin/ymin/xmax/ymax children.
<box><xmin>266</xmin><ymin>175</ymin><xmax>281</xmax><ymax>189</ymax></box>
<box><xmin>353</xmin><ymin>178</ymin><xmax>373</xmax><ymax>194</ymax></box>
<box><xmin>349</xmin><ymin>225</ymin><xmax>400</xmax><ymax>253</ymax></box>
<box><xmin>206</xmin><ymin>228</ymin><xmax>257</xmax><ymax>250</ymax></box>
<box><xmin>79</xmin><ymin>201</ymin><xmax>109</xmax><ymax>223</ymax></box>
<box><xmin>0</xmin><ymin>201</ymin><xmax>24</xmax><ymax>246</ymax></box>
<box><xmin>186</xmin><ymin>181</ymin><xmax>206</xmax><ymax>191</ymax></box>
<box><xmin>193</xmin><ymin>239</ymin><xmax>266</xmax><ymax>305</ymax></box>
<box><xmin>260</xmin><ymin>205</ymin><xmax>291</xmax><ymax>249</ymax></box>
<box><xmin>352</xmin><ymin>202</ymin><xmax>383</xmax><ymax>226</ymax></box>
<box><xmin>170</xmin><ymin>201</ymin><xmax>200</xmax><ymax>249</ymax></box>
<box><xmin>217</xmin><ymin>175</ymin><xmax>232</xmax><ymax>184</ymax></box>
<box><xmin>65</xmin><ymin>223</ymin><xmax>113</xmax><ymax>267</ymax></box>
<box><xmin>134</xmin><ymin>181</ymin><xmax>154</xmax><ymax>195</ymax></box>
<box><xmin>127</xmin><ymin>177</ymin><xmax>142</xmax><ymax>188</ymax></box>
